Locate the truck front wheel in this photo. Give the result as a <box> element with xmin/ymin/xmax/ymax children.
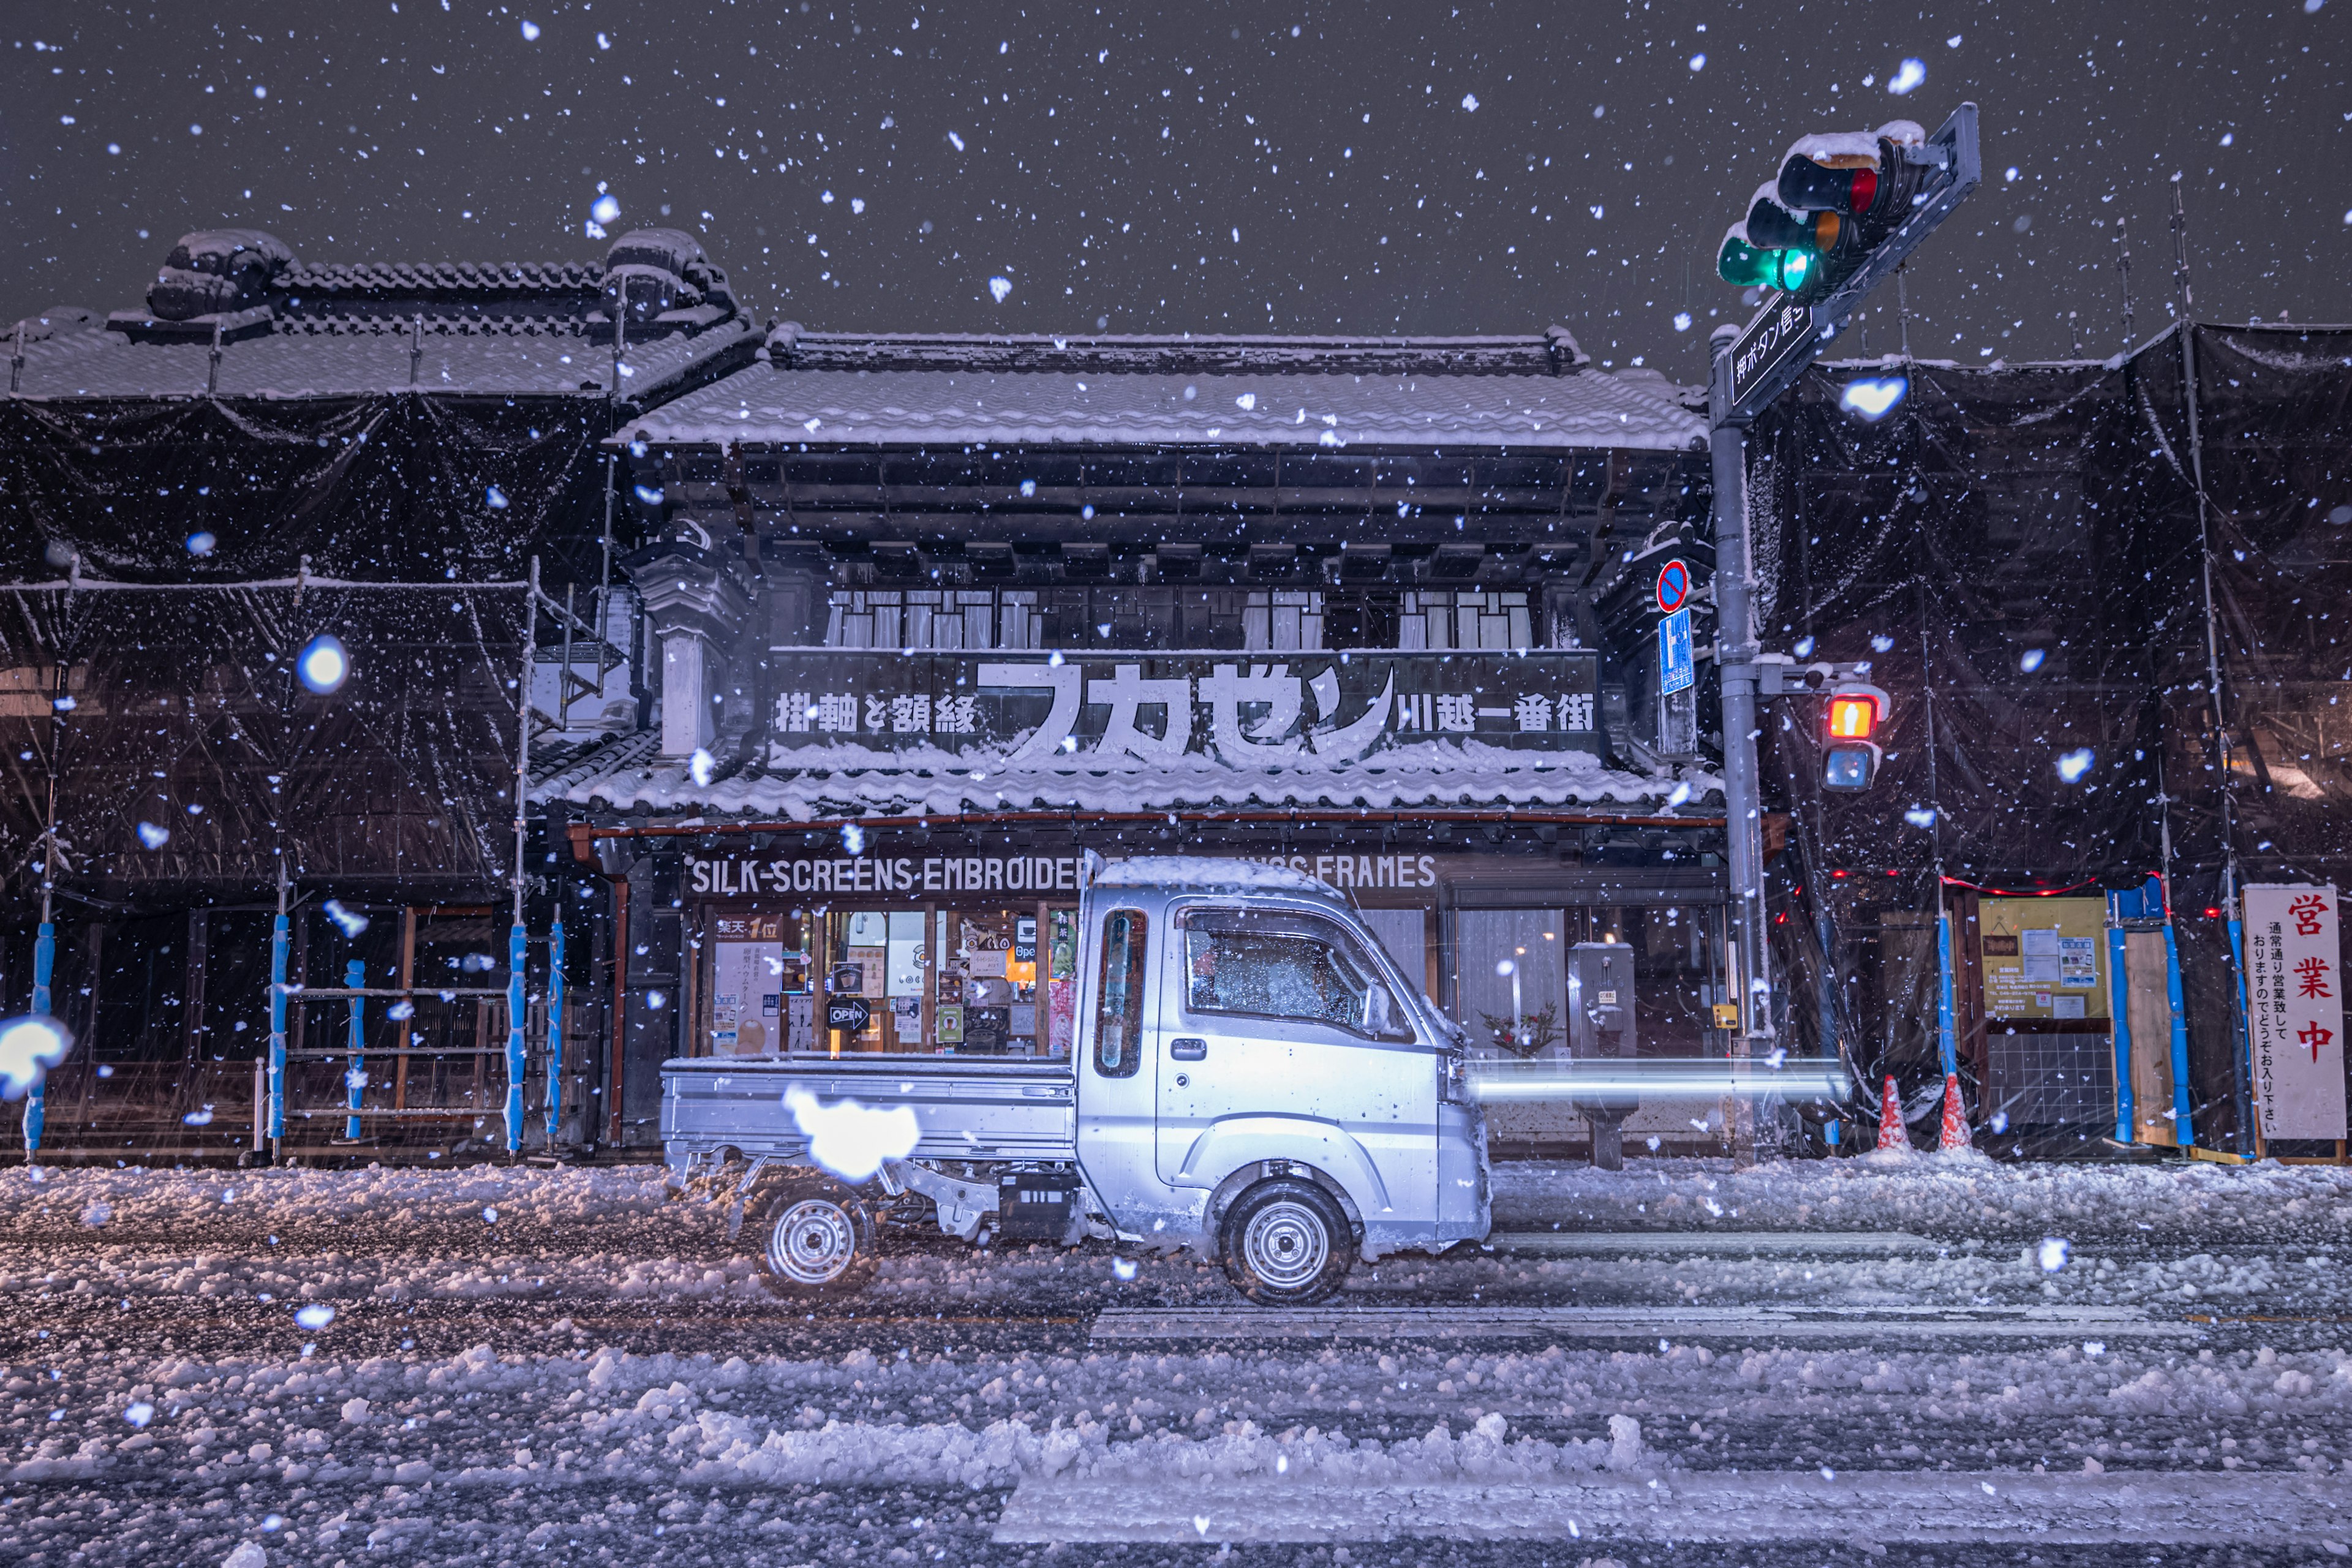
<box><xmin>755</xmin><ymin>1174</ymin><xmax>878</xmax><ymax>1298</ymax></box>
<box><xmin>1219</xmin><ymin>1177</ymin><xmax>1352</xmax><ymax>1306</ymax></box>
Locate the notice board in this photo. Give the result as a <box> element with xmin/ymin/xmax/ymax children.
<box><xmin>1978</xmin><ymin>897</ymin><xmax>2108</xmax><ymax>1021</ymax></box>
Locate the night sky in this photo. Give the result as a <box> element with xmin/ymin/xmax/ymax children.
<box><xmin>6</xmin><ymin>1</ymin><xmax>2345</xmax><ymax>378</ymax></box>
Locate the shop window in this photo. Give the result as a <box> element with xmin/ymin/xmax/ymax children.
<box><xmin>767</xmin><ymin>904</ymin><xmax>1078</xmax><ymax>1057</ymax></box>
<box><xmin>1177</xmin><ymin>908</ymin><xmax>1409</xmax><ymax>1041</ymax></box>
<box><xmin>1321</xmin><ymin>593</ymin><xmax>1401</xmax><ymax>650</ymax></box>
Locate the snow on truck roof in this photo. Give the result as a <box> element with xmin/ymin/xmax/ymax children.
<box><xmin>1090</xmin><ymin>856</ymin><xmax>1336</xmax><ymax>896</ymax></box>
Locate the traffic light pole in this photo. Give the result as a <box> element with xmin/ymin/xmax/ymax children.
<box><xmin>1705</xmin><ymin>358</ymin><xmax>1775</xmax><ymax>1042</ymax></box>
<box><xmin>1705</xmin><ymin>102</ymin><xmax>1980</xmax><ymax>1049</ymax></box>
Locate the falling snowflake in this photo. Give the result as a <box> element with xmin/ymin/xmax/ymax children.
<box><xmin>1460</xmin><ymin>93</ymin><xmax>1479</xmax><ymax>111</ymax></box>
<box><xmin>1888</xmin><ymin>58</ymin><xmax>1927</xmax><ymax>94</ymax></box>
<box><xmin>989</xmin><ymin>276</ymin><xmax>1013</xmax><ymax>303</ymax></box>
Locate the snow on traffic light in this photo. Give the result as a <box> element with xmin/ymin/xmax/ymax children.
<box><xmin>1716</xmin><ymin>120</ymin><xmax>1930</xmax><ymax>303</ymax></box>
<box><xmin>1822</xmin><ymin>682</ymin><xmax>1889</xmax><ymax>791</ymax></box>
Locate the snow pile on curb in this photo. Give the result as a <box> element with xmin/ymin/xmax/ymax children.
<box><xmin>1493</xmin><ymin>1156</ymin><xmax>2352</xmax><ymax>1239</ymax></box>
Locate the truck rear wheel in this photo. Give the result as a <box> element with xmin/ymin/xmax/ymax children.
<box><xmin>755</xmin><ymin>1173</ymin><xmax>878</xmax><ymax>1298</ymax></box>
<box><xmin>1219</xmin><ymin>1177</ymin><xmax>1352</xmax><ymax>1306</ymax></box>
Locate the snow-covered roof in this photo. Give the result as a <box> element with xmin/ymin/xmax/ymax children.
<box><xmin>4</xmin><ymin>315</ymin><xmax>752</xmax><ymax>400</ymax></box>
<box><xmin>540</xmin><ymin>737</ymin><xmax>1720</xmax><ymax>820</ymax></box>
<box><xmin>619</xmin><ymin>332</ymin><xmax>1708</xmax><ymax>453</ymax></box>
<box><xmin>7</xmin><ymin>225</ymin><xmax>753</xmax><ymax>401</ymax></box>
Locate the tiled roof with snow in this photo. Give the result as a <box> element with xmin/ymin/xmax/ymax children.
<box><xmin>619</xmin><ymin>331</ymin><xmax>1709</xmax><ymax>453</ymax></box>
<box><xmin>6</xmin><ymin>225</ymin><xmax>752</xmax><ymax>401</ymax></box>
<box><xmin>541</xmin><ymin>739</ymin><xmax>1719</xmax><ymax>820</ymax></box>
<box><xmin>5</xmin><ymin>315</ymin><xmax>749</xmax><ymax>401</ymax></box>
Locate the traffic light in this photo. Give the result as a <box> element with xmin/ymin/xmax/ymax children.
<box><xmin>1715</xmin><ymin>121</ymin><xmax>1930</xmax><ymax>303</ymax></box>
<box><xmin>1821</xmin><ymin>682</ymin><xmax>1889</xmax><ymax>791</ymax></box>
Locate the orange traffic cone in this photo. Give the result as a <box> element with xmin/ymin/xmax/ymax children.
<box><xmin>1937</xmin><ymin>1072</ymin><xmax>1972</xmax><ymax>1151</ymax></box>
<box><xmin>1875</xmin><ymin>1075</ymin><xmax>1911</xmax><ymax>1152</ymax></box>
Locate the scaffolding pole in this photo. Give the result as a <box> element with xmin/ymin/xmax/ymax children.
<box><xmin>546</xmin><ymin>915</ymin><xmax>565</xmax><ymax>1148</ymax></box>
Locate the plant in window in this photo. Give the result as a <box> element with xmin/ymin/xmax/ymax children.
<box><xmin>1479</xmin><ymin>1001</ymin><xmax>1560</xmax><ymax>1058</ymax></box>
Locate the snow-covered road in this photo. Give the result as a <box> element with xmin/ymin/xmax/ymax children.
<box><xmin>5</xmin><ymin>1154</ymin><xmax>2350</xmax><ymax>1566</ymax></box>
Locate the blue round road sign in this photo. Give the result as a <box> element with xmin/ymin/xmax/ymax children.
<box><xmin>1656</xmin><ymin>559</ymin><xmax>1692</xmax><ymax>615</ymax></box>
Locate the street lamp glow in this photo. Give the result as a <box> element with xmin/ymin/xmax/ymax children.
<box><xmin>296</xmin><ymin>634</ymin><xmax>349</xmax><ymax>694</ymax></box>
<box><xmin>1840</xmin><ymin>376</ymin><xmax>1909</xmax><ymax>420</ymax></box>
<box><xmin>0</xmin><ymin>1015</ymin><xmax>70</xmax><ymax>1099</ymax></box>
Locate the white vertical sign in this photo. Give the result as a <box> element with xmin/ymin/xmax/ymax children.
<box><xmin>2242</xmin><ymin>883</ymin><xmax>2348</xmax><ymax>1140</ymax></box>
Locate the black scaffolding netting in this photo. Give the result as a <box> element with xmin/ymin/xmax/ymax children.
<box><xmin>0</xmin><ymin>583</ymin><xmax>533</xmax><ymax>1147</ymax></box>
<box><xmin>0</xmin><ymin>583</ymin><xmax>529</xmax><ymax>905</ymax></box>
<box><xmin>0</xmin><ymin>392</ymin><xmax>611</xmax><ymax>585</ymax></box>
<box><xmin>1750</xmin><ymin>323</ymin><xmax>2352</xmax><ymax>1155</ymax></box>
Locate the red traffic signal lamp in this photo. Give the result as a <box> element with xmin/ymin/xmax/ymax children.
<box><xmin>1822</xmin><ymin>682</ymin><xmax>1890</xmax><ymax>791</ymax></box>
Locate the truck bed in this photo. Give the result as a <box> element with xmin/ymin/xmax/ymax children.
<box><xmin>661</xmin><ymin>1055</ymin><xmax>1079</xmax><ymax>1167</ymax></box>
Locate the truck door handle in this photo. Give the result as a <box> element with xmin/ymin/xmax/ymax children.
<box><xmin>1169</xmin><ymin>1037</ymin><xmax>1207</xmax><ymax>1061</ymax></box>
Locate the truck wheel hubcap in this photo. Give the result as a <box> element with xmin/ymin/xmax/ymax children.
<box><xmin>769</xmin><ymin>1199</ymin><xmax>857</xmax><ymax>1284</ymax></box>
<box><xmin>1242</xmin><ymin>1200</ymin><xmax>1329</xmax><ymax>1289</ymax></box>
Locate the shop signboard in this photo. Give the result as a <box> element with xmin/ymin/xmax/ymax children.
<box><xmin>1978</xmin><ymin>897</ymin><xmax>2108</xmax><ymax>1020</ymax></box>
<box><xmin>824</xmin><ymin>995</ymin><xmax>873</xmax><ymax>1035</ymax></box>
<box><xmin>2242</xmin><ymin>883</ymin><xmax>2349</xmax><ymax>1141</ymax></box>
<box><xmin>764</xmin><ymin>649</ymin><xmax>1602</xmax><ymax>765</ymax></box>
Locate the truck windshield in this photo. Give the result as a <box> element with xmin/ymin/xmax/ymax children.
<box><xmin>1178</xmin><ymin>907</ymin><xmax>1412</xmax><ymax>1042</ymax></box>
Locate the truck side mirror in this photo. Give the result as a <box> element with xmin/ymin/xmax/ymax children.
<box><xmin>1363</xmin><ymin>986</ymin><xmax>1391</xmax><ymax>1036</ymax></box>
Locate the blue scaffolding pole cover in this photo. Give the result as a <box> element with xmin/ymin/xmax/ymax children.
<box><xmin>503</xmin><ymin>923</ymin><xmax>528</xmax><ymax>1154</ymax></box>
<box><xmin>1933</xmin><ymin>913</ymin><xmax>1960</xmax><ymax>1081</ymax></box>
<box><xmin>24</xmin><ymin>921</ymin><xmax>55</xmax><ymax>1156</ymax></box>
<box><xmin>2162</xmin><ymin>923</ymin><xmax>2196</xmax><ymax>1142</ymax></box>
<box><xmin>267</xmin><ymin>913</ymin><xmax>290</xmax><ymax>1148</ymax></box>
<box><xmin>2226</xmin><ymin>911</ymin><xmax>2254</xmax><ymax>1154</ymax></box>
<box><xmin>344</xmin><ymin>959</ymin><xmax>367</xmax><ymax>1142</ymax></box>
<box><xmin>545</xmin><ymin>917</ymin><xmax>565</xmax><ymax>1147</ymax></box>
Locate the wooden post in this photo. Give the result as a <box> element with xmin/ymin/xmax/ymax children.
<box><xmin>394</xmin><ymin>907</ymin><xmax>416</xmax><ymax>1113</ymax></box>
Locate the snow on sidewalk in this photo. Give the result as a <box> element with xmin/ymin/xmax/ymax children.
<box><xmin>1491</xmin><ymin>1150</ymin><xmax>2352</xmax><ymax>1240</ymax></box>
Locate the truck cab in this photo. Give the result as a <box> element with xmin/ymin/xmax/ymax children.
<box><xmin>1073</xmin><ymin>858</ymin><xmax>1488</xmax><ymax>1289</ymax></box>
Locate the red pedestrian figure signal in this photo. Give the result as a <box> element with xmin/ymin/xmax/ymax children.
<box><xmin>1656</xmin><ymin>559</ymin><xmax>1692</xmax><ymax>616</ymax></box>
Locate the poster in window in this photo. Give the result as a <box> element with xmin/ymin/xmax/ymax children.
<box><xmin>1047</xmin><ymin>908</ymin><xmax>1078</xmax><ymax>1057</ymax></box>
<box><xmin>1978</xmin><ymin>897</ymin><xmax>2108</xmax><ymax>1020</ymax></box>
<box><xmin>935</xmin><ymin>1004</ymin><xmax>965</xmax><ymax>1046</ymax></box>
<box><xmin>2242</xmin><ymin>884</ymin><xmax>2348</xmax><ymax>1140</ymax></box>
<box><xmin>711</xmin><ymin>913</ymin><xmax>785</xmax><ymax>1057</ymax></box>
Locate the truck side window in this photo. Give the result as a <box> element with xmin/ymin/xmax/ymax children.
<box><xmin>1178</xmin><ymin>908</ymin><xmax>1412</xmax><ymax>1042</ymax></box>
<box><xmin>1092</xmin><ymin>909</ymin><xmax>1147</xmax><ymax>1077</ymax></box>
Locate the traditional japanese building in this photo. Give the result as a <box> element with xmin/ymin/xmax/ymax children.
<box><xmin>545</xmin><ymin>326</ymin><xmax>1738</xmax><ymax>1150</ymax></box>
<box><xmin>1</xmin><ymin>225</ymin><xmax>753</xmax><ymax>1156</ymax></box>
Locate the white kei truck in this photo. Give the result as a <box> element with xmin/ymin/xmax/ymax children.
<box><xmin>662</xmin><ymin>856</ymin><xmax>1483</xmax><ymax>1306</ymax></box>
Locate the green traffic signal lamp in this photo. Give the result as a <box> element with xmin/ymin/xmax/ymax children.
<box><xmin>1716</xmin><ymin>227</ymin><xmax>1815</xmax><ymax>293</ymax></box>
